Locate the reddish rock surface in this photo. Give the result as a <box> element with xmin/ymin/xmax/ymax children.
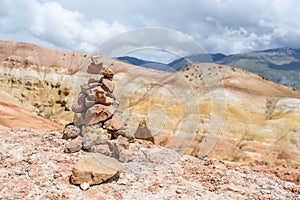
<box><xmin>0</xmin><ymin>101</ymin><xmax>62</xmax><ymax>131</ymax></box>
<box><xmin>84</xmin><ymin>104</ymin><xmax>115</xmax><ymax>125</ymax></box>
<box><xmin>242</xmin><ymin>163</ymin><xmax>300</xmax><ymax>186</ymax></box>
<box><xmin>0</xmin><ymin>127</ymin><xmax>299</xmax><ymax>199</ymax></box>
<box><xmin>101</xmin><ymin>66</ymin><xmax>114</xmax><ymax>79</ymax></box>
<box><xmin>103</xmin><ymin>119</ymin><xmax>123</xmax><ymax>131</ymax></box>
<box><xmin>101</xmin><ymin>78</ymin><xmax>115</xmax><ymax>93</ymax></box>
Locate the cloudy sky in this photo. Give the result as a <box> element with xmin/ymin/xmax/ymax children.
<box><xmin>1</xmin><ymin>0</ymin><xmax>300</xmax><ymax>59</ymax></box>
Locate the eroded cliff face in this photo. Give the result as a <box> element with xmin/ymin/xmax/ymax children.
<box><xmin>0</xmin><ymin>41</ymin><xmax>88</xmax><ymax>124</ymax></box>
<box><xmin>1</xmin><ymin>40</ymin><xmax>300</xmax><ymax>167</ymax></box>
<box><xmin>0</xmin><ymin>61</ymin><xmax>82</xmax><ymax>125</ymax></box>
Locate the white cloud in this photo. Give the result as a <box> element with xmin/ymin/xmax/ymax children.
<box><xmin>0</xmin><ymin>0</ymin><xmax>128</xmax><ymax>52</ymax></box>
<box><xmin>92</xmin><ymin>28</ymin><xmax>207</xmax><ymax>63</ymax></box>
<box><xmin>1</xmin><ymin>0</ymin><xmax>300</xmax><ymax>55</ymax></box>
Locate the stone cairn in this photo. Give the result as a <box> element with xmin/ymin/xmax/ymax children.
<box><xmin>62</xmin><ymin>55</ymin><xmax>133</xmax><ymax>158</ymax></box>
<box><xmin>62</xmin><ymin>55</ymin><xmax>156</xmax><ymax>189</ymax></box>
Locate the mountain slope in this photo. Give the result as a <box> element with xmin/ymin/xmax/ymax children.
<box><xmin>214</xmin><ymin>48</ymin><xmax>300</xmax><ymax>90</ymax></box>
<box><xmin>0</xmin><ymin>99</ymin><xmax>62</xmax><ymax>131</ymax></box>
<box><xmin>1</xmin><ymin>40</ymin><xmax>300</xmax><ymax>167</ymax></box>
<box><xmin>117</xmin><ymin>53</ymin><xmax>226</xmax><ymax>72</ymax></box>
<box><xmin>116</xmin><ymin>56</ymin><xmax>178</xmax><ymax>71</ymax></box>
<box><xmin>116</xmin><ymin>56</ymin><xmax>163</xmax><ymax>66</ymax></box>
<box><xmin>121</xmin><ymin>48</ymin><xmax>300</xmax><ymax>90</ymax></box>
<box><xmin>189</xmin><ymin>48</ymin><xmax>300</xmax><ymax>90</ymax></box>
<box><xmin>167</xmin><ymin>53</ymin><xmax>226</xmax><ymax>71</ymax></box>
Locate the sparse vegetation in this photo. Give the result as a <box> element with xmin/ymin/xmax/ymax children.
<box><xmin>45</xmin><ymin>111</ymin><xmax>54</xmax><ymax>119</ymax></box>
<box><xmin>260</xmin><ymin>74</ymin><xmax>268</xmax><ymax>80</ymax></box>
<box><xmin>262</xmin><ymin>161</ymin><xmax>270</xmax><ymax>166</ymax></box>
<box><xmin>37</xmin><ymin>111</ymin><xmax>43</xmax><ymax>117</ymax></box>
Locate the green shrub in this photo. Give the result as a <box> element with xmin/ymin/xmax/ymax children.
<box><xmin>296</xmin><ymin>175</ymin><xmax>300</xmax><ymax>182</ymax></box>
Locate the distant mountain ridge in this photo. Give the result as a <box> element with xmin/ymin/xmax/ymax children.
<box><xmin>167</xmin><ymin>53</ymin><xmax>226</xmax><ymax>71</ymax></box>
<box><xmin>117</xmin><ymin>48</ymin><xmax>300</xmax><ymax>90</ymax></box>
<box><xmin>116</xmin><ymin>56</ymin><xmax>162</xmax><ymax>66</ymax></box>
<box><xmin>116</xmin><ymin>56</ymin><xmax>176</xmax><ymax>71</ymax></box>
<box><xmin>117</xmin><ymin>53</ymin><xmax>226</xmax><ymax>71</ymax></box>
<box><xmin>215</xmin><ymin>47</ymin><xmax>300</xmax><ymax>90</ymax></box>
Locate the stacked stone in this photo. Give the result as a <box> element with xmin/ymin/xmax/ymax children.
<box><xmin>63</xmin><ymin>55</ymin><xmax>125</xmax><ymax>152</ymax></box>
<box><xmin>63</xmin><ymin>55</ymin><xmax>155</xmax><ymax>190</ymax></box>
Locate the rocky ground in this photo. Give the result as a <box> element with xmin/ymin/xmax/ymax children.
<box><xmin>0</xmin><ymin>127</ymin><xmax>299</xmax><ymax>200</ymax></box>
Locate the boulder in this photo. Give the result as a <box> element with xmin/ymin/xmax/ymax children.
<box><xmin>64</xmin><ymin>142</ymin><xmax>81</xmax><ymax>153</ymax></box>
<box><xmin>73</xmin><ymin>112</ymin><xmax>85</xmax><ymax>127</ymax></box>
<box><xmin>106</xmin><ymin>136</ymin><xmax>134</xmax><ymax>162</ymax></box>
<box><xmin>82</xmin><ymin>133</ymin><xmax>109</xmax><ymax>151</ymax></box>
<box><xmin>62</xmin><ymin>124</ymin><xmax>80</xmax><ymax>139</ymax></box>
<box><xmin>71</xmin><ymin>93</ymin><xmax>86</xmax><ymax>113</ymax></box>
<box><xmin>134</xmin><ymin>119</ymin><xmax>154</xmax><ymax>143</ymax></box>
<box><xmin>101</xmin><ymin>78</ymin><xmax>115</xmax><ymax>93</ymax></box>
<box><xmin>84</xmin><ymin>105</ymin><xmax>115</xmax><ymax>125</ymax></box>
<box><xmin>86</xmin><ymin>86</ymin><xmax>105</xmax><ymax>103</ymax></box>
<box><xmin>86</xmin><ymin>87</ymin><xmax>115</xmax><ymax>106</ymax></box>
<box><xmin>70</xmin><ymin>153</ymin><xmax>121</xmax><ymax>185</ymax></box>
<box><xmin>103</xmin><ymin>110</ymin><xmax>125</xmax><ymax>131</ymax></box>
<box><xmin>80</xmin><ymin>83</ymin><xmax>101</xmax><ymax>93</ymax></box>
<box><xmin>87</xmin><ymin>63</ymin><xmax>104</xmax><ymax>74</ymax></box>
<box><xmin>102</xmin><ymin>96</ymin><xmax>115</xmax><ymax>106</ymax></box>
<box><xmin>88</xmin><ymin>74</ymin><xmax>103</xmax><ymax>83</ymax></box>
<box><xmin>116</xmin><ymin>136</ymin><xmax>130</xmax><ymax>149</ymax></box>
<box><xmin>64</xmin><ymin>136</ymin><xmax>82</xmax><ymax>153</ymax></box>
<box><xmin>91</xmin><ymin>144</ymin><xmax>112</xmax><ymax>156</ymax></box>
<box><xmin>103</xmin><ymin>119</ymin><xmax>123</xmax><ymax>131</ymax></box>
<box><xmin>101</xmin><ymin>66</ymin><xmax>114</xmax><ymax>79</ymax></box>
<box><xmin>91</xmin><ymin>54</ymin><xmax>104</xmax><ymax>65</ymax></box>
<box><xmin>82</xmin><ymin>133</ymin><xmax>99</xmax><ymax>151</ymax></box>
